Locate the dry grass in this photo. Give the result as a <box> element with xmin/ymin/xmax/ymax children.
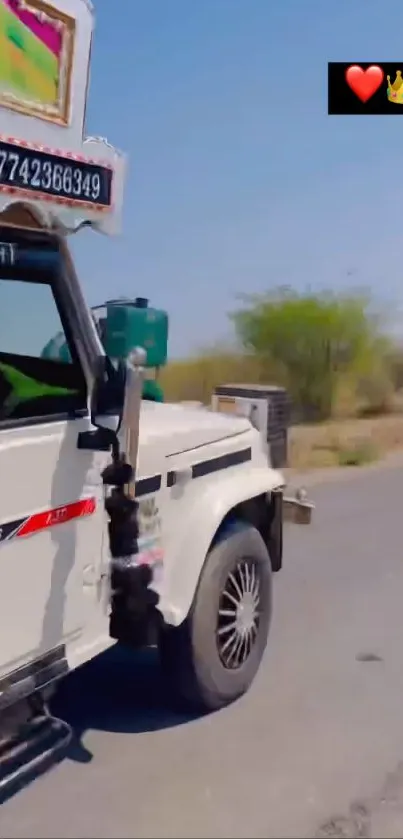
<box><xmin>160</xmin><ymin>354</ymin><xmax>403</xmax><ymax>471</ymax></box>
<box><xmin>290</xmin><ymin>415</ymin><xmax>403</xmax><ymax>470</ymax></box>
<box><xmin>160</xmin><ymin>353</ymin><xmax>273</xmax><ymax>404</ymax></box>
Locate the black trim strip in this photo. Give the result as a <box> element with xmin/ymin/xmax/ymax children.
<box><xmin>135</xmin><ymin>475</ymin><xmax>162</xmax><ymax>497</ymax></box>
<box><xmin>0</xmin><ymin>516</ymin><xmax>26</xmax><ymax>543</ymax></box>
<box><xmin>166</xmin><ymin>471</ymin><xmax>176</xmax><ymax>488</ymax></box>
<box><xmin>215</xmin><ymin>385</ymin><xmax>287</xmax><ymax>400</ymax></box>
<box><xmin>167</xmin><ymin>446</ymin><xmax>252</xmax><ymax>487</ymax></box>
<box><xmin>129</xmin><ymin>447</ymin><xmax>253</xmax><ymax>495</ymax></box>
<box><xmin>192</xmin><ymin>447</ymin><xmax>252</xmax><ymax>478</ymax></box>
<box><xmin>0</xmin><ymin>408</ymin><xmax>88</xmax><ymax>432</ymax></box>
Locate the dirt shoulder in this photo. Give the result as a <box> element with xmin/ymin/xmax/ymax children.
<box><xmin>289</xmin><ymin>414</ymin><xmax>403</xmax><ymax>470</ymax></box>
<box><xmin>285</xmin><ymin>447</ymin><xmax>403</xmax><ymax>491</ymax></box>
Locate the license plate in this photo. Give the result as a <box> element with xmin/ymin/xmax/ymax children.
<box><xmin>0</xmin><ymin>138</ymin><xmax>113</xmax><ymax>209</ymax></box>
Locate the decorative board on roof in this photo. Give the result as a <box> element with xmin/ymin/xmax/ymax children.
<box><xmin>0</xmin><ymin>0</ymin><xmax>126</xmax><ymax>236</ymax></box>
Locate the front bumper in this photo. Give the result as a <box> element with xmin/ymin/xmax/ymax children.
<box><xmin>283</xmin><ymin>488</ymin><xmax>314</xmax><ymax>525</ymax></box>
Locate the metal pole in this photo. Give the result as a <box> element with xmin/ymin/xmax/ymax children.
<box><xmin>121</xmin><ymin>347</ymin><xmax>146</xmax><ymax>499</ymax></box>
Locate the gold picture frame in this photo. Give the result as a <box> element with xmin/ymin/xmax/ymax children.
<box><xmin>0</xmin><ymin>0</ymin><xmax>75</xmax><ymax>125</ymax></box>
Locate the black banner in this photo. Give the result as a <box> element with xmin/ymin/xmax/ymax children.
<box><xmin>328</xmin><ymin>63</ymin><xmax>403</xmax><ymax>115</ymax></box>
<box><xmin>0</xmin><ymin>139</ymin><xmax>113</xmax><ymax>207</ymax></box>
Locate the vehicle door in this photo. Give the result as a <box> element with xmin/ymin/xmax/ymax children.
<box><xmin>0</xmin><ymin>231</ymin><xmax>108</xmax><ymax>679</ymax></box>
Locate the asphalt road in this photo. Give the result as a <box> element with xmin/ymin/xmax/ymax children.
<box><xmin>1</xmin><ymin>462</ymin><xmax>403</xmax><ymax>838</ymax></box>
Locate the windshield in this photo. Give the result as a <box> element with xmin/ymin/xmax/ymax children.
<box><xmin>0</xmin><ymin>232</ymin><xmax>87</xmax><ymax>422</ymax></box>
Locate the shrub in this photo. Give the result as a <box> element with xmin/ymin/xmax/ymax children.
<box><xmin>231</xmin><ymin>287</ymin><xmax>391</xmax><ymax>422</ymax></box>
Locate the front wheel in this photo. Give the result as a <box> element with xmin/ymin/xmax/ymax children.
<box><xmin>159</xmin><ymin>522</ymin><xmax>272</xmax><ymax>712</ymax></box>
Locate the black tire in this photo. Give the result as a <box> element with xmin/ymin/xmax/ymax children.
<box><xmin>159</xmin><ymin>521</ymin><xmax>272</xmax><ymax>713</ymax></box>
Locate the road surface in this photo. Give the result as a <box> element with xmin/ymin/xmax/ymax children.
<box><xmin>1</xmin><ymin>461</ymin><xmax>403</xmax><ymax>838</ymax></box>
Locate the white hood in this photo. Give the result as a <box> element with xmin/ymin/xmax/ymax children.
<box><xmin>139</xmin><ymin>401</ymin><xmax>251</xmax><ymax>456</ymax></box>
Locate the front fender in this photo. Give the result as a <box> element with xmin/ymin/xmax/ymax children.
<box><xmin>159</xmin><ymin>466</ymin><xmax>284</xmax><ymax>627</ymax></box>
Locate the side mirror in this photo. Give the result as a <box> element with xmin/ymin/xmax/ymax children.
<box><xmin>90</xmin><ymin>355</ymin><xmax>126</xmax><ymax>434</ymax></box>
<box><xmin>79</xmin><ymin>349</ymin><xmax>146</xmax><ymax>468</ymax></box>
<box><xmin>77</xmin><ymin>356</ymin><xmax>126</xmax><ymax>453</ymax></box>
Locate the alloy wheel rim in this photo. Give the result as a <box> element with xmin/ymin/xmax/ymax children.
<box><xmin>216</xmin><ymin>558</ymin><xmax>261</xmax><ymax>670</ymax></box>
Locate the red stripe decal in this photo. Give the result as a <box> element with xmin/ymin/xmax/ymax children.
<box><xmin>16</xmin><ymin>498</ymin><xmax>96</xmax><ymax>538</ymax></box>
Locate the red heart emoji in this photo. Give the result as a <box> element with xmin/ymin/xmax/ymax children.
<box><xmin>345</xmin><ymin>65</ymin><xmax>384</xmax><ymax>103</ymax></box>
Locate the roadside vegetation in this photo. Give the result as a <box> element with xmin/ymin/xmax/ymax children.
<box><xmin>160</xmin><ymin>288</ymin><xmax>403</xmax><ymax>469</ymax></box>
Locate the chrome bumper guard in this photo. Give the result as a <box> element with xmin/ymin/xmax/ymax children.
<box><xmin>283</xmin><ymin>488</ymin><xmax>314</xmax><ymax>525</ymax></box>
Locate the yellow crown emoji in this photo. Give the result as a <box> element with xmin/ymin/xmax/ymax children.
<box><xmin>387</xmin><ymin>70</ymin><xmax>403</xmax><ymax>103</ymax></box>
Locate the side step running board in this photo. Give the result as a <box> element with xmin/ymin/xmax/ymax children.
<box><xmin>0</xmin><ymin>703</ymin><xmax>72</xmax><ymax>802</ymax></box>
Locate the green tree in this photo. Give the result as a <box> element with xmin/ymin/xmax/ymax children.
<box><xmin>231</xmin><ymin>287</ymin><xmax>390</xmax><ymax>421</ymax></box>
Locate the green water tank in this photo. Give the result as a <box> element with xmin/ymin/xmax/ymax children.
<box><xmin>104</xmin><ymin>298</ymin><xmax>168</xmax><ymax>368</ymax></box>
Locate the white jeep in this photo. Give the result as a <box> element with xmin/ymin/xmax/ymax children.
<box><xmin>0</xmin><ymin>0</ymin><xmax>312</xmax><ymax>793</ymax></box>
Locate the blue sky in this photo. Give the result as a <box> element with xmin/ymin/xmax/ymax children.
<box><xmin>72</xmin><ymin>0</ymin><xmax>403</xmax><ymax>357</ymax></box>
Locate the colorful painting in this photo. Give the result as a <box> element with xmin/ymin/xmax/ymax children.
<box><xmin>0</xmin><ymin>0</ymin><xmax>75</xmax><ymax>124</ymax></box>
